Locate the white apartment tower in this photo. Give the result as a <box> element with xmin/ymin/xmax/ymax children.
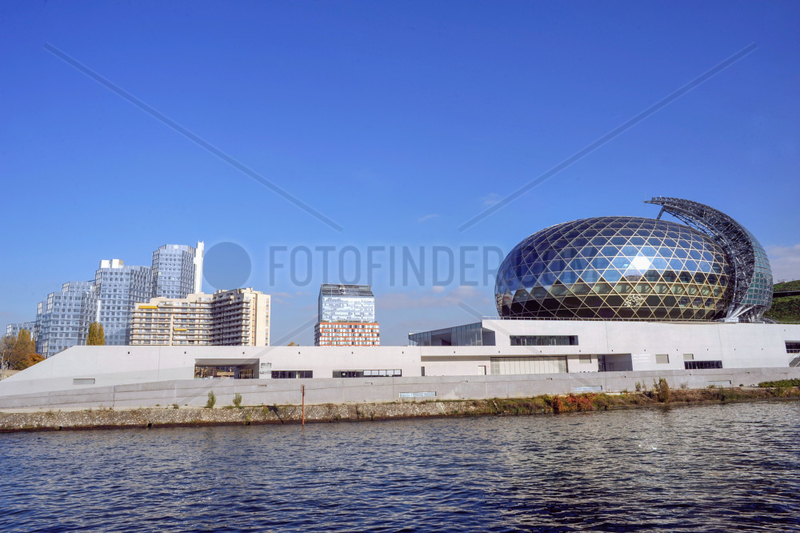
<box><xmin>129</xmin><ymin>288</ymin><xmax>270</xmax><ymax>347</ymax></box>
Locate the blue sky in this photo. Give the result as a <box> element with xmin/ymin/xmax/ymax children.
<box><xmin>2</xmin><ymin>1</ymin><xmax>799</xmax><ymax>345</ymax></box>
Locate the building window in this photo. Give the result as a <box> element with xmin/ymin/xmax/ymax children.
<box><xmin>683</xmin><ymin>353</ymin><xmax>694</xmax><ymax>361</ymax></box>
<box><xmin>271</xmin><ymin>370</ymin><xmax>313</xmax><ymax>379</ymax></box>
<box><xmin>333</xmin><ymin>369</ymin><xmax>402</xmax><ymax>378</ymax></box>
<box><xmin>510</xmin><ymin>335</ymin><xmax>578</xmax><ymax>346</ymax></box>
<box><xmin>684</xmin><ymin>360</ymin><xmax>722</xmax><ymax>370</ymax></box>
<box><xmin>655</xmin><ymin>354</ymin><xmax>670</xmax><ymax>364</ymax></box>
<box><xmin>786</xmin><ymin>342</ymin><xmax>800</xmax><ymax>354</ymax></box>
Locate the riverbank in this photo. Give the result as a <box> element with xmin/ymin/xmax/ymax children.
<box><xmin>2</xmin><ymin>385</ymin><xmax>799</xmax><ymax>432</ymax></box>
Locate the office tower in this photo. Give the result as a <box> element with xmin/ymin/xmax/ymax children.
<box><xmin>92</xmin><ymin>259</ymin><xmax>153</xmax><ymax>346</ymax></box>
<box><xmin>35</xmin><ymin>281</ymin><xmax>94</xmax><ymax>357</ymax></box>
<box><xmin>129</xmin><ymin>288</ymin><xmax>270</xmax><ymax>347</ymax></box>
<box><xmin>315</xmin><ymin>284</ymin><xmax>380</xmax><ymax>346</ymax></box>
<box><xmin>151</xmin><ymin>241</ymin><xmax>204</xmax><ymax>299</ymax></box>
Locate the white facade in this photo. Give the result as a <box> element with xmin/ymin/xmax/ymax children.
<box><xmin>2</xmin><ymin>320</ymin><xmax>799</xmax><ymax>403</ymax></box>
<box><xmin>130</xmin><ymin>288</ymin><xmax>270</xmax><ymax>347</ymax></box>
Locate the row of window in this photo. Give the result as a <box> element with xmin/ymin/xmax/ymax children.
<box><xmin>510</xmin><ymin>335</ymin><xmax>579</xmax><ymax>346</ymax></box>
<box><xmin>333</xmin><ymin>369</ymin><xmax>402</xmax><ymax>378</ymax></box>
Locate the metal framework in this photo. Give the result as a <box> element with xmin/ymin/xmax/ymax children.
<box><xmin>645</xmin><ymin>197</ymin><xmax>773</xmax><ymax>322</ymax></box>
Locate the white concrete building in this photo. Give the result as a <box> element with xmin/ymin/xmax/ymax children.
<box><xmin>1</xmin><ymin>319</ymin><xmax>799</xmax><ymax>409</ymax></box>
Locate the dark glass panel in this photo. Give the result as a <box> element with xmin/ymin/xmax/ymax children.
<box><xmin>598</xmin><ymin>308</ymin><xmax>615</xmax><ymax>319</ymax></box>
<box><xmin>572</xmin><ymin>283</ymin><xmax>590</xmax><ymax>295</ymax></box>
<box><xmin>584</xmin><ymin>295</ymin><xmax>603</xmax><ymax>307</ymax></box>
<box><xmin>550</xmin><ymin>283</ymin><xmax>568</xmax><ymax>296</ymax></box>
<box><xmin>644</xmin><ymin>270</ymin><xmax>660</xmax><ymax>282</ymax></box>
<box><xmin>645</xmin><ymin>295</ymin><xmax>661</xmax><ymax>307</ymax></box>
<box><xmin>593</xmin><ymin>282</ymin><xmax>612</xmax><ymax>294</ymax></box>
<box><xmin>532</xmin><ymin>287</ymin><xmax>548</xmax><ymax>300</ymax></box>
<box><xmin>614</xmin><ymin>283</ymin><xmax>633</xmax><ymax>294</ymax></box>
<box><xmin>616</xmin><ymin>308</ymin><xmax>634</xmax><ymax>319</ymax></box>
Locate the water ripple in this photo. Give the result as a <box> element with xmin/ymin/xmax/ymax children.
<box><xmin>1</xmin><ymin>401</ymin><xmax>799</xmax><ymax>531</ymax></box>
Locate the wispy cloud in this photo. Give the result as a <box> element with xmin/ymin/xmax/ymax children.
<box><xmin>768</xmin><ymin>244</ymin><xmax>800</xmax><ymax>282</ymax></box>
<box><xmin>417</xmin><ymin>214</ymin><xmax>441</xmax><ymax>223</ymax></box>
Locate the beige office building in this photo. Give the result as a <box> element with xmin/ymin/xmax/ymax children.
<box><xmin>129</xmin><ymin>288</ymin><xmax>270</xmax><ymax>347</ymax></box>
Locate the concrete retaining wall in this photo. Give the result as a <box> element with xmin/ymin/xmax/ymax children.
<box><xmin>1</xmin><ymin>367</ymin><xmax>799</xmax><ymax>410</ymax></box>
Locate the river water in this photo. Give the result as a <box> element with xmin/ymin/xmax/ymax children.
<box><xmin>1</xmin><ymin>401</ymin><xmax>799</xmax><ymax>532</ymax></box>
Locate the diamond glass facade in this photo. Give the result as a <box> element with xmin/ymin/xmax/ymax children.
<box><xmin>495</xmin><ymin>217</ymin><xmax>734</xmax><ymax>321</ymax></box>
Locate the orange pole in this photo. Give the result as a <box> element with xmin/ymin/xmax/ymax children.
<box><xmin>302</xmin><ymin>384</ymin><xmax>305</xmax><ymax>427</ymax></box>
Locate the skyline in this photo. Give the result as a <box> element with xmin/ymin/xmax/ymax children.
<box><xmin>2</xmin><ymin>1</ymin><xmax>799</xmax><ymax>345</ymax></box>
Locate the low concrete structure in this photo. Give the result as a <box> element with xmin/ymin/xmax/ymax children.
<box><xmin>1</xmin><ymin>319</ymin><xmax>798</xmax><ymax>409</ymax></box>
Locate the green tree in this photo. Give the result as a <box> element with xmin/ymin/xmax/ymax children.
<box><xmin>87</xmin><ymin>322</ymin><xmax>105</xmax><ymax>345</ymax></box>
<box><xmin>0</xmin><ymin>330</ymin><xmax>42</xmax><ymax>370</ymax></box>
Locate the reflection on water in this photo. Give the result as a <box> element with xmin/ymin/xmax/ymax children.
<box><xmin>2</xmin><ymin>401</ymin><xmax>799</xmax><ymax>532</ymax></box>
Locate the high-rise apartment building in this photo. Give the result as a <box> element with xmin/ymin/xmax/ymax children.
<box><xmin>5</xmin><ymin>322</ymin><xmax>37</xmax><ymax>340</ymax></box>
<box><xmin>151</xmin><ymin>242</ymin><xmax>204</xmax><ymax>299</ymax></box>
<box><xmin>92</xmin><ymin>259</ymin><xmax>153</xmax><ymax>346</ymax></box>
<box><xmin>129</xmin><ymin>293</ymin><xmax>213</xmax><ymax>346</ymax></box>
<box><xmin>35</xmin><ymin>281</ymin><xmax>94</xmax><ymax>357</ymax></box>
<box><xmin>23</xmin><ymin>241</ymin><xmax>203</xmax><ymax>355</ymax></box>
<box><xmin>315</xmin><ymin>284</ymin><xmax>380</xmax><ymax>346</ymax></box>
<box><xmin>210</xmin><ymin>288</ymin><xmax>270</xmax><ymax>346</ymax></box>
<box><xmin>129</xmin><ymin>288</ymin><xmax>270</xmax><ymax>346</ymax></box>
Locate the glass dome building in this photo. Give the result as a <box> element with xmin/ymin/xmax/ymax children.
<box><xmin>495</xmin><ymin>198</ymin><xmax>773</xmax><ymax>322</ymax></box>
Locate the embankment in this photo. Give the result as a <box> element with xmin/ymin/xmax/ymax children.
<box><xmin>2</xmin><ymin>386</ymin><xmax>799</xmax><ymax>432</ymax></box>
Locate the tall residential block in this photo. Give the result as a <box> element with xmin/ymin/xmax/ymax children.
<box><xmin>35</xmin><ymin>281</ymin><xmax>94</xmax><ymax>358</ymax></box>
<box><xmin>92</xmin><ymin>259</ymin><xmax>153</xmax><ymax>346</ymax></box>
<box><xmin>315</xmin><ymin>284</ymin><xmax>380</xmax><ymax>346</ymax></box>
<box><xmin>22</xmin><ymin>241</ymin><xmax>204</xmax><ymax>356</ymax></box>
<box><xmin>5</xmin><ymin>322</ymin><xmax>37</xmax><ymax>341</ymax></box>
<box><xmin>151</xmin><ymin>241</ymin><xmax>204</xmax><ymax>299</ymax></box>
<box><xmin>129</xmin><ymin>288</ymin><xmax>270</xmax><ymax>347</ymax></box>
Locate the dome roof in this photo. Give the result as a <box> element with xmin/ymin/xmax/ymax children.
<box><xmin>495</xmin><ymin>216</ymin><xmax>734</xmax><ymax>321</ymax></box>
